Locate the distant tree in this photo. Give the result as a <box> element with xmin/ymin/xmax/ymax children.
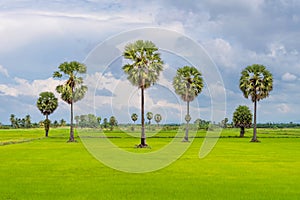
<box><xmin>25</xmin><ymin>115</ymin><xmax>31</xmax><ymax>128</ymax></box>
<box><xmin>103</xmin><ymin>118</ymin><xmax>108</xmax><ymax>129</ymax></box>
<box><xmin>97</xmin><ymin>117</ymin><xmax>101</xmax><ymax>126</ymax></box>
<box><xmin>53</xmin><ymin>120</ymin><xmax>59</xmax><ymax>127</ymax></box>
<box><xmin>122</xmin><ymin>40</ymin><xmax>164</xmax><ymax>147</ymax></box>
<box><xmin>53</xmin><ymin>61</ymin><xmax>88</xmax><ymax>142</ymax></box>
<box><xmin>154</xmin><ymin>114</ymin><xmax>162</xmax><ymax>126</ymax></box>
<box><xmin>109</xmin><ymin>116</ymin><xmax>117</xmax><ymax>130</ymax></box>
<box><xmin>36</xmin><ymin>92</ymin><xmax>58</xmax><ymax>136</ymax></box>
<box><xmin>173</xmin><ymin>66</ymin><xmax>204</xmax><ymax>142</ymax></box>
<box><xmin>131</xmin><ymin>113</ymin><xmax>138</xmax><ymax>124</ymax></box>
<box><xmin>60</xmin><ymin>119</ymin><xmax>66</xmax><ymax>127</ymax></box>
<box><xmin>221</xmin><ymin>118</ymin><xmax>229</xmax><ymax>128</ymax></box>
<box><xmin>240</xmin><ymin>64</ymin><xmax>273</xmax><ymax>142</ymax></box>
<box><xmin>146</xmin><ymin>112</ymin><xmax>153</xmax><ymax>125</ymax></box>
<box><xmin>74</xmin><ymin>115</ymin><xmax>80</xmax><ymax>127</ymax></box>
<box><xmin>10</xmin><ymin>114</ymin><xmax>17</xmax><ymax>128</ymax></box>
<box><xmin>233</xmin><ymin>105</ymin><xmax>252</xmax><ymax>137</ymax></box>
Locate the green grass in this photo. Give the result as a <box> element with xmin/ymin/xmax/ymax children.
<box><xmin>0</xmin><ymin>128</ymin><xmax>300</xmax><ymax>199</ymax></box>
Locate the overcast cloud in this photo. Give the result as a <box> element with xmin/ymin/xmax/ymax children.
<box><xmin>0</xmin><ymin>0</ymin><xmax>299</xmax><ymax>124</ymax></box>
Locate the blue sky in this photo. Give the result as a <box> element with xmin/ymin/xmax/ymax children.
<box><xmin>0</xmin><ymin>0</ymin><xmax>300</xmax><ymax>124</ymax></box>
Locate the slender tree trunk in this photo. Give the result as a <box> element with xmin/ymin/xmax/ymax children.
<box><xmin>240</xmin><ymin>126</ymin><xmax>245</xmax><ymax>137</ymax></box>
<box><xmin>69</xmin><ymin>101</ymin><xmax>75</xmax><ymax>142</ymax></box>
<box><xmin>140</xmin><ymin>87</ymin><xmax>146</xmax><ymax>147</ymax></box>
<box><xmin>184</xmin><ymin>100</ymin><xmax>190</xmax><ymax>142</ymax></box>
<box><xmin>45</xmin><ymin>114</ymin><xmax>49</xmax><ymax>137</ymax></box>
<box><xmin>252</xmin><ymin>99</ymin><xmax>258</xmax><ymax>142</ymax></box>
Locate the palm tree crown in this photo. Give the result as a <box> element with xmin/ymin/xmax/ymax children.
<box><xmin>122</xmin><ymin>40</ymin><xmax>164</xmax><ymax>89</ymax></box>
<box><xmin>53</xmin><ymin>61</ymin><xmax>88</xmax><ymax>104</ymax></box>
<box><xmin>173</xmin><ymin>66</ymin><xmax>204</xmax><ymax>102</ymax></box>
<box><xmin>239</xmin><ymin>64</ymin><xmax>273</xmax><ymax>102</ymax></box>
<box><xmin>36</xmin><ymin>92</ymin><xmax>58</xmax><ymax>119</ymax></box>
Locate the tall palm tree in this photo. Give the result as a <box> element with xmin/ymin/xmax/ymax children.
<box><xmin>146</xmin><ymin>112</ymin><xmax>153</xmax><ymax>125</ymax></box>
<box><xmin>37</xmin><ymin>91</ymin><xmax>58</xmax><ymax>136</ymax></box>
<box><xmin>131</xmin><ymin>113</ymin><xmax>138</xmax><ymax>124</ymax></box>
<box><xmin>53</xmin><ymin>61</ymin><xmax>88</xmax><ymax>142</ymax></box>
<box><xmin>122</xmin><ymin>40</ymin><xmax>164</xmax><ymax>147</ymax></box>
<box><xmin>173</xmin><ymin>66</ymin><xmax>204</xmax><ymax>142</ymax></box>
<box><xmin>154</xmin><ymin>114</ymin><xmax>162</xmax><ymax>127</ymax></box>
<box><xmin>239</xmin><ymin>64</ymin><xmax>273</xmax><ymax>142</ymax></box>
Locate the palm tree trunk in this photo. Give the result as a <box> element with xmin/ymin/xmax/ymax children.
<box><xmin>140</xmin><ymin>87</ymin><xmax>146</xmax><ymax>147</ymax></box>
<box><xmin>240</xmin><ymin>126</ymin><xmax>245</xmax><ymax>137</ymax></box>
<box><xmin>69</xmin><ymin>101</ymin><xmax>75</xmax><ymax>142</ymax></box>
<box><xmin>252</xmin><ymin>100</ymin><xmax>258</xmax><ymax>142</ymax></box>
<box><xmin>45</xmin><ymin>114</ymin><xmax>49</xmax><ymax>137</ymax></box>
<box><xmin>184</xmin><ymin>100</ymin><xmax>190</xmax><ymax>141</ymax></box>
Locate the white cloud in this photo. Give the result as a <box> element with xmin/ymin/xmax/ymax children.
<box><xmin>0</xmin><ymin>65</ymin><xmax>9</xmax><ymax>77</ymax></box>
<box><xmin>0</xmin><ymin>77</ymin><xmax>63</xmax><ymax>97</ymax></box>
<box><xmin>277</xmin><ymin>103</ymin><xmax>291</xmax><ymax>114</ymax></box>
<box><xmin>282</xmin><ymin>72</ymin><xmax>297</xmax><ymax>82</ymax></box>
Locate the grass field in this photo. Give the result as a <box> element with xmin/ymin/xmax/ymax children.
<box><xmin>0</xmin><ymin>127</ymin><xmax>300</xmax><ymax>199</ymax></box>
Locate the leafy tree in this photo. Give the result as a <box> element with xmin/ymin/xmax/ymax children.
<box><xmin>233</xmin><ymin>105</ymin><xmax>252</xmax><ymax>137</ymax></box>
<box><xmin>122</xmin><ymin>40</ymin><xmax>164</xmax><ymax>147</ymax></box>
<box><xmin>240</xmin><ymin>64</ymin><xmax>273</xmax><ymax>142</ymax></box>
<box><xmin>146</xmin><ymin>112</ymin><xmax>153</xmax><ymax>125</ymax></box>
<box><xmin>103</xmin><ymin>118</ymin><xmax>108</xmax><ymax>129</ymax></box>
<box><xmin>60</xmin><ymin>119</ymin><xmax>66</xmax><ymax>127</ymax></box>
<box><xmin>109</xmin><ymin>116</ymin><xmax>117</xmax><ymax>131</ymax></box>
<box><xmin>131</xmin><ymin>113</ymin><xmax>138</xmax><ymax>124</ymax></box>
<box><xmin>25</xmin><ymin>115</ymin><xmax>31</xmax><ymax>128</ymax></box>
<box><xmin>53</xmin><ymin>120</ymin><xmax>59</xmax><ymax>127</ymax></box>
<box><xmin>97</xmin><ymin>117</ymin><xmax>101</xmax><ymax>126</ymax></box>
<box><xmin>221</xmin><ymin>118</ymin><xmax>229</xmax><ymax>128</ymax></box>
<box><xmin>10</xmin><ymin>114</ymin><xmax>17</xmax><ymax>128</ymax></box>
<box><xmin>53</xmin><ymin>61</ymin><xmax>88</xmax><ymax>142</ymax></box>
<box><xmin>36</xmin><ymin>92</ymin><xmax>58</xmax><ymax>136</ymax></box>
<box><xmin>154</xmin><ymin>114</ymin><xmax>162</xmax><ymax>126</ymax></box>
<box><xmin>173</xmin><ymin>66</ymin><xmax>204</xmax><ymax>142</ymax></box>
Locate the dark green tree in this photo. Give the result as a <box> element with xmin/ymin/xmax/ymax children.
<box><xmin>233</xmin><ymin>105</ymin><xmax>252</xmax><ymax>137</ymax></box>
<box><xmin>109</xmin><ymin>116</ymin><xmax>117</xmax><ymax>131</ymax></box>
<box><xmin>146</xmin><ymin>112</ymin><xmax>153</xmax><ymax>125</ymax></box>
<box><xmin>122</xmin><ymin>40</ymin><xmax>164</xmax><ymax>147</ymax></box>
<box><xmin>53</xmin><ymin>61</ymin><xmax>88</xmax><ymax>142</ymax></box>
<box><xmin>131</xmin><ymin>113</ymin><xmax>138</xmax><ymax>124</ymax></box>
<box><xmin>173</xmin><ymin>66</ymin><xmax>204</xmax><ymax>142</ymax></box>
<box><xmin>154</xmin><ymin>114</ymin><xmax>162</xmax><ymax>127</ymax></box>
<box><xmin>240</xmin><ymin>64</ymin><xmax>273</xmax><ymax>142</ymax></box>
<box><xmin>37</xmin><ymin>92</ymin><xmax>58</xmax><ymax>136</ymax></box>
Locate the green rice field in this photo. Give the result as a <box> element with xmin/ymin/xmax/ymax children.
<box><xmin>0</xmin><ymin>128</ymin><xmax>299</xmax><ymax>199</ymax></box>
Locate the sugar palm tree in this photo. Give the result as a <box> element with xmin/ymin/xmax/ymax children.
<box><xmin>122</xmin><ymin>40</ymin><xmax>164</xmax><ymax>147</ymax></box>
<box><xmin>131</xmin><ymin>113</ymin><xmax>138</xmax><ymax>124</ymax></box>
<box><xmin>146</xmin><ymin>112</ymin><xmax>153</xmax><ymax>125</ymax></box>
<box><xmin>53</xmin><ymin>61</ymin><xmax>88</xmax><ymax>142</ymax></box>
<box><xmin>154</xmin><ymin>114</ymin><xmax>162</xmax><ymax>127</ymax></box>
<box><xmin>173</xmin><ymin>66</ymin><xmax>204</xmax><ymax>142</ymax></box>
<box><xmin>37</xmin><ymin>91</ymin><xmax>58</xmax><ymax>136</ymax></box>
<box><xmin>239</xmin><ymin>64</ymin><xmax>273</xmax><ymax>142</ymax></box>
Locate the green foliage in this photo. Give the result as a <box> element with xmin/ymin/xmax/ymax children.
<box><xmin>240</xmin><ymin>64</ymin><xmax>273</xmax><ymax>102</ymax></box>
<box><xmin>75</xmin><ymin>114</ymin><xmax>101</xmax><ymax>128</ymax></box>
<box><xmin>109</xmin><ymin>116</ymin><xmax>117</xmax><ymax>130</ymax></box>
<box><xmin>154</xmin><ymin>114</ymin><xmax>162</xmax><ymax>125</ymax></box>
<box><xmin>194</xmin><ymin>118</ymin><xmax>210</xmax><ymax>130</ymax></box>
<box><xmin>233</xmin><ymin>105</ymin><xmax>252</xmax><ymax>128</ymax></box>
<box><xmin>53</xmin><ymin>61</ymin><xmax>88</xmax><ymax>104</ymax></box>
<box><xmin>36</xmin><ymin>92</ymin><xmax>58</xmax><ymax>118</ymax></box>
<box><xmin>122</xmin><ymin>40</ymin><xmax>164</xmax><ymax>89</ymax></box>
<box><xmin>131</xmin><ymin>113</ymin><xmax>138</xmax><ymax>123</ymax></box>
<box><xmin>173</xmin><ymin>66</ymin><xmax>204</xmax><ymax>102</ymax></box>
<box><xmin>146</xmin><ymin>112</ymin><xmax>153</xmax><ymax>124</ymax></box>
